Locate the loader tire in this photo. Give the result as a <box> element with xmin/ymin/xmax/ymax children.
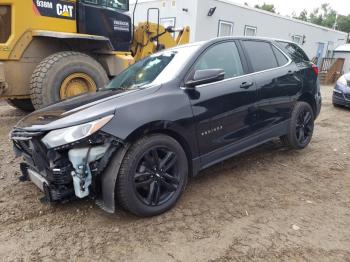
<box><xmin>6</xmin><ymin>99</ymin><xmax>34</xmax><ymax>112</ymax></box>
<box><xmin>30</xmin><ymin>51</ymin><xmax>109</xmax><ymax>110</ymax></box>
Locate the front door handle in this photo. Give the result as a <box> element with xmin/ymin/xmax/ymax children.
<box><xmin>240</xmin><ymin>81</ymin><xmax>254</xmax><ymax>89</ymax></box>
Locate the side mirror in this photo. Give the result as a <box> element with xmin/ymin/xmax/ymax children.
<box><xmin>186</xmin><ymin>69</ymin><xmax>225</xmax><ymax>88</ymax></box>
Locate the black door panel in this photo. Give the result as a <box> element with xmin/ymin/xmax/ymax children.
<box><xmin>186</xmin><ymin>41</ymin><xmax>258</xmax><ymax>156</ymax></box>
<box><xmin>189</xmin><ymin>77</ymin><xmax>257</xmax><ymax>155</ymax></box>
<box><xmin>241</xmin><ymin>40</ymin><xmax>302</xmax><ymax>131</ymax></box>
<box><xmin>252</xmin><ymin>65</ymin><xmax>302</xmax><ymax>130</ymax></box>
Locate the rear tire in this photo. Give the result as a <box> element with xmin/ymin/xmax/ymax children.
<box><xmin>30</xmin><ymin>51</ymin><xmax>109</xmax><ymax>110</ymax></box>
<box><xmin>6</xmin><ymin>98</ymin><xmax>34</xmax><ymax>112</ymax></box>
<box><xmin>281</xmin><ymin>102</ymin><xmax>314</xmax><ymax>149</ymax></box>
<box><xmin>115</xmin><ymin>134</ymin><xmax>188</xmax><ymax>217</ymax></box>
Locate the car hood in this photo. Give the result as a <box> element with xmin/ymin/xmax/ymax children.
<box><xmin>15</xmin><ymin>86</ymin><xmax>160</xmax><ymax>131</ymax></box>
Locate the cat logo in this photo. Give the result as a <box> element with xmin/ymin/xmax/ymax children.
<box><xmin>56</xmin><ymin>3</ymin><xmax>74</xmax><ymax>18</ymax></box>
<box><xmin>33</xmin><ymin>0</ymin><xmax>76</xmax><ymax>20</ymax></box>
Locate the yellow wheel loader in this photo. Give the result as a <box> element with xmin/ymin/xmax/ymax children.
<box><xmin>0</xmin><ymin>0</ymin><xmax>190</xmax><ymax>110</ymax></box>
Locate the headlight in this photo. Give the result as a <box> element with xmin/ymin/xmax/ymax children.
<box><xmin>42</xmin><ymin>115</ymin><xmax>114</xmax><ymax>148</ymax></box>
<box><xmin>337</xmin><ymin>75</ymin><xmax>348</xmax><ymax>87</ymax></box>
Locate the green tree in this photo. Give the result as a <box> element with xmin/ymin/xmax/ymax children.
<box><xmin>254</xmin><ymin>3</ymin><xmax>276</xmax><ymax>13</ymax></box>
<box><xmin>294</xmin><ymin>9</ymin><xmax>308</xmax><ymax>21</ymax></box>
<box><xmin>337</xmin><ymin>15</ymin><xmax>350</xmax><ymax>33</ymax></box>
<box><xmin>293</xmin><ymin>3</ymin><xmax>350</xmax><ymax>34</ymax></box>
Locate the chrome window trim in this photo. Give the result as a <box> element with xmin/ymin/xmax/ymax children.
<box><xmin>186</xmin><ymin>41</ymin><xmax>292</xmax><ymax>88</ymax></box>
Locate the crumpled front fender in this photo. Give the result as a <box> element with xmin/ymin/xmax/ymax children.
<box><xmin>95</xmin><ymin>143</ymin><xmax>131</xmax><ymax>213</ymax></box>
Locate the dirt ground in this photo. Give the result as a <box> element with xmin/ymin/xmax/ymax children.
<box><xmin>0</xmin><ymin>85</ymin><xmax>349</xmax><ymax>262</ymax></box>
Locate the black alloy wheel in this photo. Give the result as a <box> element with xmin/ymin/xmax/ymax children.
<box><xmin>133</xmin><ymin>147</ymin><xmax>180</xmax><ymax>206</ymax></box>
<box><xmin>280</xmin><ymin>101</ymin><xmax>314</xmax><ymax>149</ymax></box>
<box><xmin>295</xmin><ymin>109</ymin><xmax>313</xmax><ymax>145</ymax></box>
<box><xmin>116</xmin><ymin>134</ymin><xmax>188</xmax><ymax>217</ymax></box>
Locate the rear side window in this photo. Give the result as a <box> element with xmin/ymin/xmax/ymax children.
<box><xmin>242</xmin><ymin>41</ymin><xmax>278</xmax><ymax>72</ymax></box>
<box><xmin>272</xmin><ymin>46</ymin><xmax>289</xmax><ymax>66</ymax></box>
<box><xmin>277</xmin><ymin>41</ymin><xmax>310</xmax><ymax>63</ymax></box>
<box><xmin>194</xmin><ymin>42</ymin><xmax>244</xmax><ymax>79</ymax></box>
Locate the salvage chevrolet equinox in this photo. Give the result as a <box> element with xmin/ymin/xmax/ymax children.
<box><xmin>11</xmin><ymin>37</ymin><xmax>321</xmax><ymax>217</ymax></box>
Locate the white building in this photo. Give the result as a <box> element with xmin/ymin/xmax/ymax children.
<box><xmin>333</xmin><ymin>44</ymin><xmax>350</xmax><ymax>74</ymax></box>
<box><xmin>131</xmin><ymin>0</ymin><xmax>348</xmax><ymax>63</ymax></box>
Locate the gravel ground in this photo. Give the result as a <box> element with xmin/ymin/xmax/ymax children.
<box><xmin>0</xmin><ymin>85</ymin><xmax>349</xmax><ymax>261</ymax></box>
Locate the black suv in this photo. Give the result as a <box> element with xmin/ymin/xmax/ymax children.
<box><xmin>11</xmin><ymin>37</ymin><xmax>321</xmax><ymax>217</ymax></box>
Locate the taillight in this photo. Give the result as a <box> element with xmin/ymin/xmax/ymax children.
<box><xmin>0</xmin><ymin>5</ymin><xmax>11</xmax><ymax>43</ymax></box>
<box><xmin>311</xmin><ymin>63</ymin><xmax>319</xmax><ymax>76</ymax></box>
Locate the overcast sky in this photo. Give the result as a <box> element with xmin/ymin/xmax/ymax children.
<box><xmin>131</xmin><ymin>0</ymin><xmax>350</xmax><ymax>16</ymax></box>
<box><xmin>235</xmin><ymin>0</ymin><xmax>350</xmax><ymax>16</ymax></box>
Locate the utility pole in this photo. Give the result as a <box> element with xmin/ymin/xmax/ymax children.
<box><xmin>332</xmin><ymin>14</ymin><xmax>338</xmax><ymax>30</ymax></box>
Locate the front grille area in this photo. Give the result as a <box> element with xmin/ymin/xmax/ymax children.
<box><xmin>11</xmin><ymin>129</ymin><xmax>44</xmax><ymax>140</ymax></box>
<box><xmin>333</xmin><ymin>91</ymin><xmax>343</xmax><ymax>98</ymax></box>
<box><xmin>11</xmin><ymin>128</ymin><xmax>44</xmax><ymax>158</ymax></box>
<box><xmin>0</xmin><ymin>5</ymin><xmax>11</xmax><ymax>43</ymax></box>
<box><xmin>344</xmin><ymin>93</ymin><xmax>350</xmax><ymax>101</ymax></box>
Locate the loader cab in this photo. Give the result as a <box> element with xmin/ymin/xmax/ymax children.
<box><xmin>77</xmin><ymin>0</ymin><xmax>132</xmax><ymax>51</ymax></box>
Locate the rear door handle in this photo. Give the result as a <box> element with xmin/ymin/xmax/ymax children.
<box><xmin>240</xmin><ymin>81</ymin><xmax>254</xmax><ymax>89</ymax></box>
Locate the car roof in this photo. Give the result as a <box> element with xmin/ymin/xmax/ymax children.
<box><xmin>206</xmin><ymin>36</ymin><xmax>295</xmax><ymax>45</ymax></box>
<box><xmin>170</xmin><ymin>36</ymin><xmax>295</xmax><ymax>51</ymax></box>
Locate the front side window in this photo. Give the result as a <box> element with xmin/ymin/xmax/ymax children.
<box><xmin>82</xmin><ymin>0</ymin><xmax>129</xmax><ymax>11</ymax></box>
<box><xmin>194</xmin><ymin>42</ymin><xmax>244</xmax><ymax>79</ymax></box>
<box><xmin>218</xmin><ymin>20</ymin><xmax>234</xmax><ymax>37</ymax></box>
<box><xmin>242</xmin><ymin>41</ymin><xmax>278</xmax><ymax>72</ymax></box>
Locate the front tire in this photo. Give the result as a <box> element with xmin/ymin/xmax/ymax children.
<box><xmin>30</xmin><ymin>51</ymin><xmax>109</xmax><ymax>110</ymax></box>
<box><xmin>281</xmin><ymin>102</ymin><xmax>314</xmax><ymax>149</ymax></box>
<box><xmin>115</xmin><ymin>134</ymin><xmax>188</xmax><ymax>217</ymax></box>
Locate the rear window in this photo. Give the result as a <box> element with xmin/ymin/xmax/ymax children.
<box><xmin>242</xmin><ymin>41</ymin><xmax>278</xmax><ymax>72</ymax></box>
<box><xmin>277</xmin><ymin>41</ymin><xmax>310</xmax><ymax>63</ymax></box>
<box><xmin>272</xmin><ymin>46</ymin><xmax>289</xmax><ymax>66</ymax></box>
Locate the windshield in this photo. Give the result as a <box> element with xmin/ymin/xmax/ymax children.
<box><xmin>82</xmin><ymin>0</ymin><xmax>129</xmax><ymax>11</ymax></box>
<box><xmin>105</xmin><ymin>44</ymin><xmax>200</xmax><ymax>90</ymax></box>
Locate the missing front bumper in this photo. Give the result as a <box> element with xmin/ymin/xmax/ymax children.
<box><xmin>19</xmin><ymin>163</ymin><xmax>75</xmax><ymax>202</ymax></box>
<box><xmin>27</xmin><ymin>168</ymin><xmax>48</xmax><ymax>192</ymax></box>
<box><xmin>13</xmin><ymin>129</ymin><xmax>123</xmax><ymax>211</ymax></box>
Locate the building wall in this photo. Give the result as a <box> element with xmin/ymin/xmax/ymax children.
<box><xmin>130</xmin><ymin>0</ymin><xmax>198</xmax><ymax>42</ymax></box>
<box><xmin>196</xmin><ymin>0</ymin><xmax>347</xmax><ymax>58</ymax></box>
<box><xmin>130</xmin><ymin>0</ymin><xmax>348</xmax><ymax>59</ymax></box>
<box><xmin>334</xmin><ymin>52</ymin><xmax>350</xmax><ymax>74</ymax></box>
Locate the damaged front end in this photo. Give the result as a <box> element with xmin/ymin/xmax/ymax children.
<box><xmin>11</xmin><ymin>120</ymin><xmax>122</xmax><ymax>210</ymax></box>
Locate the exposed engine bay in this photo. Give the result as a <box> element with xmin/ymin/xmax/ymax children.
<box><xmin>11</xmin><ymin>129</ymin><xmax>121</xmax><ymax>205</ymax></box>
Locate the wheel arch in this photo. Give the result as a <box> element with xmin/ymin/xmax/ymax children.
<box><xmin>297</xmin><ymin>92</ymin><xmax>317</xmax><ymax>116</ymax></box>
<box><xmin>98</xmin><ymin>121</ymin><xmax>196</xmax><ymax>214</ymax></box>
<box><xmin>124</xmin><ymin>121</ymin><xmax>195</xmax><ymax>176</ymax></box>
